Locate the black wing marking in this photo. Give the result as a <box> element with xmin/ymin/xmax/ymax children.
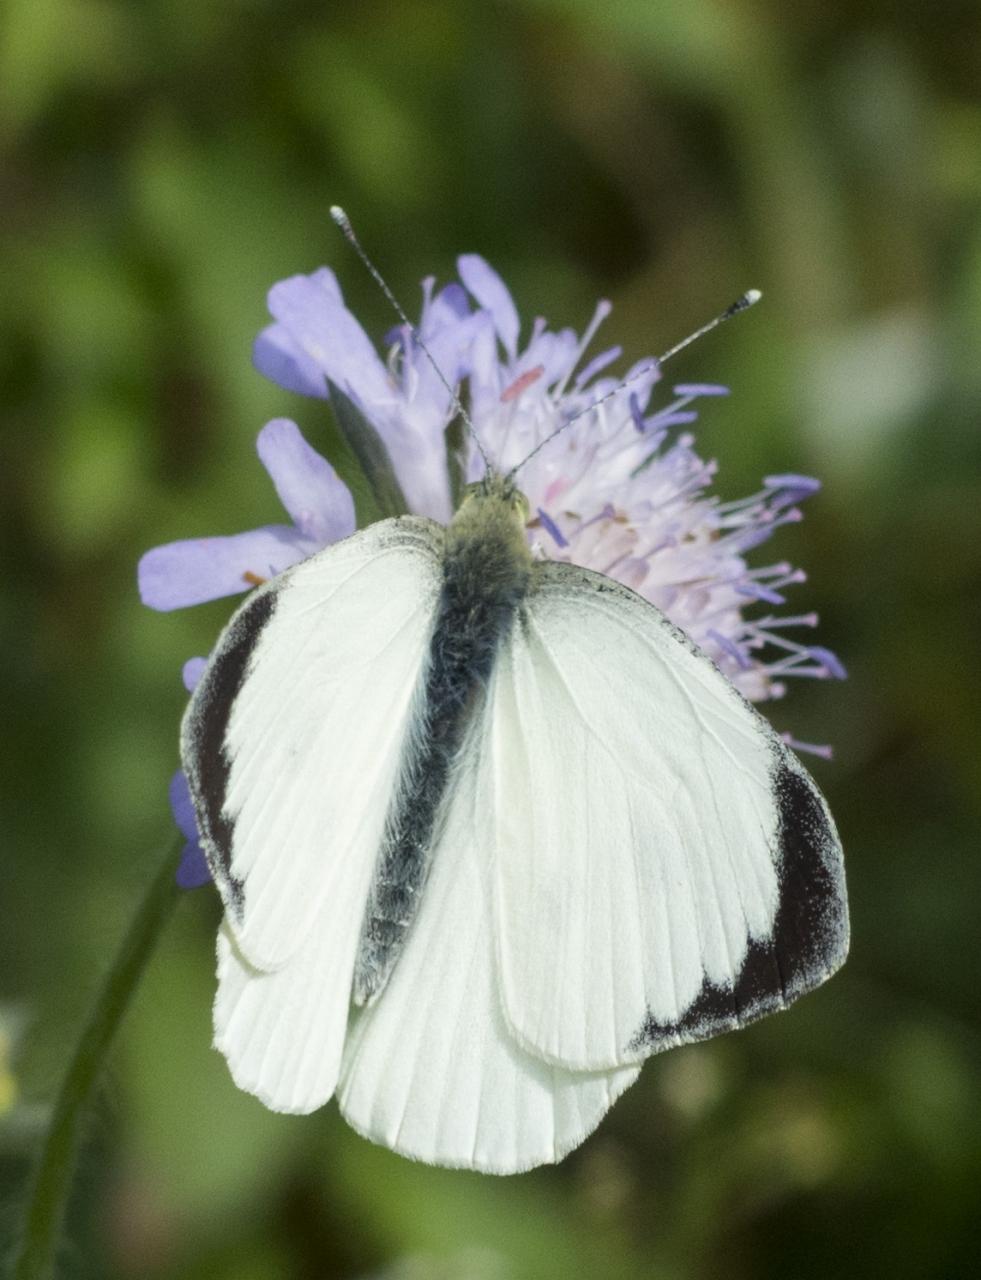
<box><xmin>531</xmin><ymin>561</ymin><xmax>848</xmax><ymax>1057</ymax></box>
<box><xmin>354</xmin><ymin>500</ymin><xmax>531</xmax><ymax>1004</ymax></box>
<box><xmin>181</xmin><ymin>585</ymin><xmax>279</xmax><ymax>917</ymax></box>
<box><xmin>632</xmin><ymin>758</ymin><xmax>849</xmax><ymax>1053</ymax></box>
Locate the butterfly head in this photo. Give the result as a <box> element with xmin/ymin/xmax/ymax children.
<box><xmin>460</xmin><ymin>471</ymin><xmax>530</xmax><ymax>525</ymax></box>
<box><xmin>448</xmin><ymin>471</ymin><xmax>532</xmax><ymax>566</ymax></box>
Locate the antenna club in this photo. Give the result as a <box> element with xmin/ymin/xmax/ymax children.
<box><xmin>724</xmin><ymin>289</ymin><xmax>763</xmax><ymax>318</ymax></box>
<box><xmin>330</xmin><ymin>206</ymin><xmax>356</xmax><ymax>242</ymax></box>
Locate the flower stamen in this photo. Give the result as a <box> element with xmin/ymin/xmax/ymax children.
<box><xmin>501</xmin><ymin>365</ymin><xmax>545</xmax><ymax>403</ymax></box>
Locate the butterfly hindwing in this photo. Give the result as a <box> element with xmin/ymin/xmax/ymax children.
<box><xmin>489</xmin><ymin>562</ymin><xmax>849</xmax><ymax>1072</ymax></box>
<box><xmin>337</xmin><ymin>714</ymin><xmax>641</xmax><ymax>1173</ymax></box>
<box><xmin>213</xmin><ymin>914</ymin><xmax>346</xmax><ymax>1114</ymax></box>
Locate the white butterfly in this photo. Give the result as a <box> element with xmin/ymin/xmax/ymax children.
<box><xmin>181</xmin><ymin>461</ymin><xmax>847</xmax><ymax>1174</ymax></box>
<box><xmin>181</xmin><ymin>215</ymin><xmax>847</xmax><ymax>1173</ymax></box>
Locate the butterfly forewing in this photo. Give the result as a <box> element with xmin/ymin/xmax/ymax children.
<box><xmin>181</xmin><ymin>516</ymin><xmax>444</xmax><ymax>973</ymax></box>
<box><xmin>489</xmin><ymin>563</ymin><xmax>848</xmax><ymax>1073</ymax></box>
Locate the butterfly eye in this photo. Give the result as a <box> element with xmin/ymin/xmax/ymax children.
<box><xmin>462</xmin><ymin>475</ymin><xmax>501</xmax><ymax>502</ymax></box>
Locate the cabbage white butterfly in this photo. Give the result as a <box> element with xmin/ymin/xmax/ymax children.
<box><xmin>181</xmin><ymin>214</ymin><xmax>848</xmax><ymax>1173</ymax></box>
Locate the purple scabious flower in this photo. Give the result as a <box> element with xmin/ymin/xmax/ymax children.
<box><xmin>249</xmin><ymin>258</ymin><xmax>843</xmax><ymax>703</ymax></box>
<box><xmin>140</xmin><ymin>256</ymin><xmax>844</xmax><ymax>879</ymax></box>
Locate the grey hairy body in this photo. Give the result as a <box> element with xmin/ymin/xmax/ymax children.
<box><xmin>353</xmin><ymin>475</ymin><xmax>533</xmax><ymax>1004</ymax></box>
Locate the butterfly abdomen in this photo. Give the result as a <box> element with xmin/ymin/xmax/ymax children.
<box><xmin>353</xmin><ymin>487</ymin><xmax>532</xmax><ymax>1005</ymax></box>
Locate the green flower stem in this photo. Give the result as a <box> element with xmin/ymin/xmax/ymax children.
<box><xmin>14</xmin><ymin>838</ymin><xmax>183</xmax><ymax>1280</ymax></box>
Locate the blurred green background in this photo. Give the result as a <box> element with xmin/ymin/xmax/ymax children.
<box><xmin>3</xmin><ymin>0</ymin><xmax>980</xmax><ymax>1276</ymax></box>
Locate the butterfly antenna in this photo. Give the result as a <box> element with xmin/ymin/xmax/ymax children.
<box><xmin>330</xmin><ymin>206</ymin><xmax>493</xmax><ymax>472</ymax></box>
<box><xmin>507</xmin><ymin>289</ymin><xmax>762</xmax><ymax>481</ymax></box>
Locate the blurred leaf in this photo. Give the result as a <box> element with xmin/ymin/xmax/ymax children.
<box><xmin>120</xmin><ymin>897</ymin><xmax>307</xmax><ymax>1220</ymax></box>
<box><xmin>0</xmin><ymin>0</ymin><xmax>136</xmax><ymax>138</ymax></box>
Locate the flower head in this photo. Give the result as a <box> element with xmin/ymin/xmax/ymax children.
<box><xmin>140</xmin><ymin>254</ymin><xmax>844</xmax><ymax>879</ymax></box>
<box><xmin>248</xmin><ymin>256</ymin><xmax>843</xmax><ymax>702</ymax></box>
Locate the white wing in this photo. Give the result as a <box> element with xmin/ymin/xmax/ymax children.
<box><xmin>337</xmin><ymin>714</ymin><xmax>641</xmax><ymax>1173</ymax></box>
<box><xmin>182</xmin><ymin>516</ymin><xmax>442</xmax><ymax>971</ymax></box>
<box><xmin>183</xmin><ymin>517</ymin><xmax>443</xmax><ymax>1113</ymax></box>
<box><xmin>491</xmin><ymin>563</ymin><xmax>848</xmax><ymax>1073</ymax></box>
<box><xmin>213</xmin><ymin>918</ymin><xmax>346</xmax><ymax>1114</ymax></box>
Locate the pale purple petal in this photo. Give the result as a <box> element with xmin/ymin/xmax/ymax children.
<box><xmin>170</xmin><ymin>772</ymin><xmax>212</xmax><ymax>888</ymax></box>
<box><xmin>407</xmin><ymin>309</ymin><xmax>494</xmax><ymax>419</ymax></box>
<box><xmin>177</xmin><ymin>843</ymin><xmax>212</xmax><ymax>889</ymax></box>
<box><xmin>182</xmin><ymin>657</ymin><xmax>208</xmax><ymax>692</ymax></box>
<box><xmin>253</xmin><ymin>324</ymin><xmax>329</xmax><ymax>399</ymax></box>
<box><xmin>267</xmin><ymin>271</ymin><xmax>392</xmax><ymax>409</ymax></box>
<box><xmin>456</xmin><ymin>312</ymin><xmax>505</xmax><ymax>404</ymax></box>
<box><xmin>168</xmin><ymin>770</ymin><xmax>198</xmax><ymax>841</ymax></box>
<box><xmin>458</xmin><ymin>254</ymin><xmax>520</xmax><ymax>359</ymax></box>
<box><xmin>256</xmin><ymin>418</ymin><xmax>355</xmax><ymax>544</ymax></box>
<box><xmin>138</xmin><ymin>525</ymin><xmax>316</xmax><ymax>610</ymax></box>
<box><xmin>421</xmin><ymin>281</ymin><xmax>471</xmax><ymax>330</ymax></box>
<box><xmin>673</xmin><ymin>384</ymin><xmax>730</xmax><ymax>397</ymax></box>
<box><xmin>377</xmin><ymin>308</ymin><xmax>498</xmax><ymax>521</ymax></box>
<box><xmin>527</xmin><ymin>327</ymin><xmax>579</xmax><ymax>385</ymax></box>
<box><xmin>378</xmin><ymin>428</ymin><xmax>455</xmax><ymax>524</ymax></box>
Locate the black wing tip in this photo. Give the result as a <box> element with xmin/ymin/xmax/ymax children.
<box><xmin>772</xmin><ymin>755</ymin><xmax>849</xmax><ymax>970</ymax></box>
<box><xmin>632</xmin><ymin>755</ymin><xmax>848</xmax><ymax>1057</ymax></box>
